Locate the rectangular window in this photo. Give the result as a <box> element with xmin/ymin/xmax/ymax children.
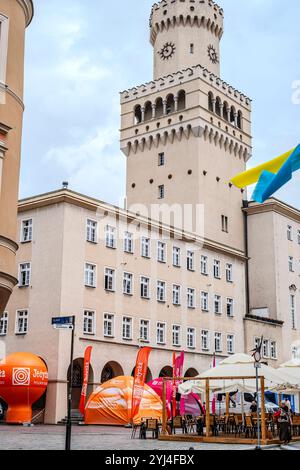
<box><xmin>157</xmin><ymin>281</ymin><xmax>166</xmax><ymax>303</ymax></box>
<box><xmin>105</xmin><ymin>225</ymin><xmax>116</xmax><ymax>249</ymax></box>
<box><xmin>214</xmin><ymin>295</ymin><xmax>222</xmax><ymax>315</ymax></box>
<box><xmin>222</xmin><ymin>215</ymin><xmax>228</xmax><ymax>233</ymax></box>
<box><xmin>86</xmin><ymin>219</ymin><xmax>97</xmax><ymax>243</ymax></box>
<box><xmin>270</xmin><ymin>341</ymin><xmax>277</xmax><ymax>359</ymax></box>
<box><xmin>187</xmin><ymin>328</ymin><xmax>196</xmax><ymax>349</ymax></box>
<box><xmin>226</xmin><ymin>298</ymin><xmax>234</xmax><ymax>317</ymax></box>
<box><xmin>190</xmin><ymin>43</ymin><xmax>194</xmax><ymax>54</ymax></box>
<box><xmin>201</xmin><ymin>291</ymin><xmax>209</xmax><ymax>312</ymax></box>
<box><xmin>85</xmin><ymin>263</ymin><xmax>97</xmax><ymax>288</ymax></box>
<box><xmin>287</xmin><ymin>225</ymin><xmax>293</xmax><ymax>241</ymax></box>
<box><xmin>21</xmin><ymin>219</ymin><xmax>33</xmax><ymax>243</ymax></box>
<box><xmin>157</xmin><ymin>322</ymin><xmax>166</xmax><ymax>345</ymax></box>
<box><xmin>291</xmin><ymin>294</ymin><xmax>297</xmax><ymax>329</ymax></box>
<box><xmin>124</xmin><ymin>232</ymin><xmax>134</xmax><ymax>253</ymax></box>
<box><xmin>19</xmin><ymin>263</ymin><xmax>31</xmax><ymax>287</ymax></box>
<box><xmin>141</xmin><ymin>276</ymin><xmax>150</xmax><ymax>299</ymax></box>
<box><xmin>158</xmin><ymin>152</ymin><xmax>165</xmax><ymax>166</ymax></box>
<box><xmin>157</xmin><ymin>241</ymin><xmax>166</xmax><ymax>263</ymax></box>
<box><xmin>201</xmin><ymin>255</ymin><xmax>208</xmax><ymax>275</ymax></box>
<box><xmin>213</xmin><ymin>260</ymin><xmax>221</xmax><ymax>279</ymax></box>
<box><xmin>0</xmin><ymin>312</ymin><xmax>8</xmax><ymax>336</ymax></box>
<box><xmin>289</xmin><ymin>256</ymin><xmax>294</xmax><ymax>272</ymax></box>
<box><xmin>263</xmin><ymin>339</ymin><xmax>270</xmax><ymax>358</ymax></box>
<box><xmin>172</xmin><ymin>325</ymin><xmax>181</xmax><ymax>347</ymax></box>
<box><xmin>173</xmin><ymin>246</ymin><xmax>181</xmax><ymax>267</ymax></box>
<box><xmin>123</xmin><ymin>272</ymin><xmax>133</xmax><ymax>295</ymax></box>
<box><xmin>226</xmin><ymin>263</ymin><xmax>233</xmax><ymax>282</ymax></box>
<box><xmin>83</xmin><ymin>310</ymin><xmax>95</xmax><ymax>335</ymax></box>
<box><xmin>158</xmin><ymin>185</ymin><xmax>165</xmax><ymax>199</ymax></box>
<box><xmin>122</xmin><ymin>317</ymin><xmax>132</xmax><ymax>340</ymax></box>
<box><xmin>298</xmin><ymin>230</ymin><xmax>300</xmax><ymax>245</ymax></box>
<box><xmin>104</xmin><ymin>268</ymin><xmax>115</xmax><ymax>292</ymax></box>
<box><xmin>227</xmin><ymin>335</ymin><xmax>235</xmax><ymax>354</ymax></box>
<box><xmin>214</xmin><ymin>332</ymin><xmax>222</xmax><ymax>353</ymax></box>
<box><xmin>254</xmin><ymin>337</ymin><xmax>261</xmax><ymax>350</ymax></box>
<box><xmin>103</xmin><ymin>313</ymin><xmax>114</xmax><ymax>337</ymax></box>
<box><xmin>187</xmin><ymin>251</ymin><xmax>195</xmax><ymax>271</ymax></box>
<box><xmin>140</xmin><ymin>320</ymin><xmax>150</xmax><ymax>343</ymax></box>
<box><xmin>201</xmin><ymin>330</ymin><xmax>209</xmax><ymax>351</ymax></box>
<box><xmin>173</xmin><ymin>284</ymin><xmax>181</xmax><ymax>306</ymax></box>
<box><xmin>15</xmin><ymin>310</ymin><xmax>28</xmax><ymax>335</ymax></box>
<box><xmin>187</xmin><ymin>288</ymin><xmax>196</xmax><ymax>309</ymax></box>
<box><xmin>141</xmin><ymin>237</ymin><xmax>151</xmax><ymax>258</ymax></box>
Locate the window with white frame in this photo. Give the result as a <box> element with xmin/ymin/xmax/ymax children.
<box><xmin>85</xmin><ymin>263</ymin><xmax>96</xmax><ymax>287</ymax></box>
<box><xmin>173</xmin><ymin>284</ymin><xmax>181</xmax><ymax>306</ymax></box>
<box><xmin>201</xmin><ymin>330</ymin><xmax>209</xmax><ymax>351</ymax></box>
<box><xmin>214</xmin><ymin>332</ymin><xmax>222</xmax><ymax>352</ymax></box>
<box><xmin>124</xmin><ymin>231</ymin><xmax>134</xmax><ymax>253</ymax></box>
<box><xmin>254</xmin><ymin>337</ymin><xmax>261</xmax><ymax>350</ymax></box>
<box><xmin>187</xmin><ymin>251</ymin><xmax>195</xmax><ymax>271</ymax></box>
<box><xmin>21</xmin><ymin>219</ymin><xmax>33</xmax><ymax>243</ymax></box>
<box><xmin>287</xmin><ymin>225</ymin><xmax>293</xmax><ymax>241</ymax></box>
<box><xmin>214</xmin><ymin>295</ymin><xmax>222</xmax><ymax>315</ymax></box>
<box><xmin>141</xmin><ymin>276</ymin><xmax>150</xmax><ymax>299</ymax></box>
<box><xmin>187</xmin><ymin>328</ymin><xmax>196</xmax><ymax>349</ymax></box>
<box><xmin>19</xmin><ymin>263</ymin><xmax>31</xmax><ymax>287</ymax></box>
<box><xmin>158</xmin><ymin>152</ymin><xmax>165</xmax><ymax>166</ymax></box>
<box><xmin>201</xmin><ymin>255</ymin><xmax>208</xmax><ymax>275</ymax></box>
<box><xmin>227</xmin><ymin>334</ymin><xmax>235</xmax><ymax>354</ymax></box>
<box><xmin>123</xmin><ymin>272</ymin><xmax>133</xmax><ymax>295</ymax></box>
<box><xmin>158</xmin><ymin>185</ymin><xmax>165</xmax><ymax>199</ymax></box>
<box><xmin>270</xmin><ymin>341</ymin><xmax>277</xmax><ymax>359</ymax></box>
<box><xmin>226</xmin><ymin>263</ymin><xmax>233</xmax><ymax>282</ymax></box>
<box><xmin>103</xmin><ymin>313</ymin><xmax>114</xmax><ymax>337</ymax></box>
<box><xmin>157</xmin><ymin>281</ymin><xmax>166</xmax><ymax>303</ymax></box>
<box><xmin>105</xmin><ymin>225</ymin><xmax>116</xmax><ymax>249</ymax></box>
<box><xmin>291</xmin><ymin>294</ymin><xmax>297</xmax><ymax>329</ymax></box>
<box><xmin>15</xmin><ymin>310</ymin><xmax>28</xmax><ymax>335</ymax></box>
<box><xmin>157</xmin><ymin>322</ymin><xmax>166</xmax><ymax>344</ymax></box>
<box><xmin>141</xmin><ymin>237</ymin><xmax>151</xmax><ymax>258</ymax></box>
<box><xmin>226</xmin><ymin>298</ymin><xmax>234</xmax><ymax>317</ymax></box>
<box><xmin>104</xmin><ymin>268</ymin><xmax>115</xmax><ymax>291</ymax></box>
<box><xmin>172</xmin><ymin>325</ymin><xmax>181</xmax><ymax>347</ymax></box>
<box><xmin>173</xmin><ymin>246</ymin><xmax>181</xmax><ymax>267</ymax></box>
<box><xmin>263</xmin><ymin>339</ymin><xmax>270</xmax><ymax>358</ymax></box>
<box><xmin>0</xmin><ymin>312</ymin><xmax>8</xmax><ymax>336</ymax></box>
<box><xmin>213</xmin><ymin>260</ymin><xmax>221</xmax><ymax>279</ymax></box>
<box><xmin>140</xmin><ymin>320</ymin><xmax>150</xmax><ymax>342</ymax></box>
<box><xmin>86</xmin><ymin>219</ymin><xmax>97</xmax><ymax>243</ymax></box>
<box><xmin>289</xmin><ymin>256</ymin><xmax>294</xmax><ymax>272</ymax></box>
<box><xmin>201</xmin><ymin>291</ymin><xmax>209</xmax><ymax>312</ymax></box>
<box><xmin>157</xmin><ymin>241</ymin><xmax>166</xmax><ymax>263</ymax></box>
<box><xmin>187</xmin><ymin>288</ymin><xmax>196</xmax><ymax>309</ymax></box>
<box><xmin>122</xmin><ymin>317</ymin><xmax>132</xmax><ymax>340</ymax></box>
<box><xmin>83</xmin><ymin>310</ymin><xmax>95</xmax><ymax>335</ymax></box>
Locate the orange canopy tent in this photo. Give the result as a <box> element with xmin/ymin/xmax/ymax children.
<box><xmin>85</xmin><ymin>376</ymin><xmax>162</xmax><ymax>425</ymax></box>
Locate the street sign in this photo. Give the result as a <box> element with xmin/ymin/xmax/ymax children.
<box><xmin>51</xmin><ymin>316</ymin><xmax>74</xmax><ymax>328</ymax></box>
<box><xmin>254</xmin><ymin>362</ymin><xmax>261</xmax><ymax>369</ymax></box>
<box><xmin>53</xmin><ymin>324</ymin><xmax>74</xmax><ymax>330</ymax></box>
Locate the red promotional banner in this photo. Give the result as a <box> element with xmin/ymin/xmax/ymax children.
<box><xmin>131</xmin><ymin>347</ymin><xmax>152</xmax><ymax>420</ymax></box>
<box><xmin>79</xmin><ymin>346</ymin><xmax>92</xmax><ymax>416</ymax></box>
<box><xmin>172</xmin><ymin>352</ymin><xmax>185</xmax><ymax>417</ymax></box>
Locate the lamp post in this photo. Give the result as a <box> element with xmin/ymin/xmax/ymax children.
<box><xmin>254</xmin><ymin>349</ymin><xmax>262</xmax><ymax>450</ymax></box>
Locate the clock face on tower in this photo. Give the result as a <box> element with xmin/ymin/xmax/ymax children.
<box><xmin>159</xmin><ymin>42</ymin><xmax>176</xmax><ymax>60</ymax></box>
<box><xmin>208</xmin><ymin>44</ymin><xmax>219</xmax><ymax>64</ymax></box>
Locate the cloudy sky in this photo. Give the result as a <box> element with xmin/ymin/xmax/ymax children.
<box><xmin>20</xmin><ymin>0</ymin><xmax>300</xmax><ymax>208</ymax></box>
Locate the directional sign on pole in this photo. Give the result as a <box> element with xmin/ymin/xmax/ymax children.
<box><xmin>52</xmin><ymin>317</ymin><xmax>74</xmax><ymax>329</ymax></box>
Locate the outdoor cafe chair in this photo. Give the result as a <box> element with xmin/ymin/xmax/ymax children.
<box><xmin>244</xmin><ymin>415</ymin><xmax>256</xmax><ymax>438</ymax></box>
<box><xmin>184</xmin><ymin>415</ymin><xmax>196</xmax><ymax>434</ymax></box>
<box><xmin>140</xmin><ymin>418</ymin><xmax>160</xmax><ymax>439</ymax></box>
<box><xmin>171</xmin><ymin>416</ymin><xmax>187</xmax><ymax>435</ymax></box>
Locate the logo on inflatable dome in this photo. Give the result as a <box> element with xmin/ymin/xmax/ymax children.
<box><xmin>12</xmin><ymin>368</ymin><xmax>31</xmax><ymax>386</ymax></box>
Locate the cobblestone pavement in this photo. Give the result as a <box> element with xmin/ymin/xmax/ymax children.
<box><xmin>1</xmin><ymin>425</ymin><xmax>299</xmax><ymax>451</ymax></box>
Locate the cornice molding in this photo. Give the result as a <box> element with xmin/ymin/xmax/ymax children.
<box><xmin>244</xmin><ymin>198</ymin><xmax>300</xmax><ymax>224</ymax></box>
<box><xmin>17</xmin><ymin>0</ymin><xmax>34</xmax><ymax>27</ymax></box>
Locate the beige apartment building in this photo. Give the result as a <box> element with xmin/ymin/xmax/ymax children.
<box><xmin>0</xmin><ymin>0</ymin><xmax>33</xmax><ymax>313</ymax></box>
<box><xmin>1</xmin><ymin>0</ymin><xmax>299</xmax><ymax>423</ymax></box>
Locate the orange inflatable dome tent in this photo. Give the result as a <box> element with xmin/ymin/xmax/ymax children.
<box><xmin>85</xmin><ymin>376</ymin><xmax>162</xmax><ymax>425</ymax></box>
<box><xmin>0</xmin><ymin>352</ymin><xmax>48</xmax><ymax>424</ymax></box>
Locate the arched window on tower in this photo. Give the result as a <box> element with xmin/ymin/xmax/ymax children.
<box><xmin>144</xmin><ymin>101</ymin><xmax>152</xmax><ymax>122</ymax></box>
<box><xmin>230</xmin><ymin>106</ymin><xmax>236</xmax><ymax>126</ymax></box>
<box><xmin>223</xmin><ymin>101</ymin><xmax>229</xmax><ymax>121</ymax></box>
<box><xmin>177</xmin><ymin>90</ymin><xmax>186</xmax><ymax>111</ymax></box>
<box><xmin>208</xmin><ymin>92</ymin><xmax>214</xmax><ymax>112</ymax></box>
<box><xmin>215</xmin><ymin>97</ymin><xmax>222</xmax><ymax>117</ymax></box>
<box><xmin>166</xmin><ymin>94</ymin><xmax>175</xmax><ymax>115</ymax></box>
<box><xmin>237</xmin><ymin>110</ymin><xmax>243</xmax><ymax>130</ymax></box>
<box><xmin>155</xmin><ymin>97</ymin><xmax>164</xmax><ymax>118</ymax></box>
<box><xmin>134</xmin><ymin>105</ymin><xmax>142</xmax><ymax>125</ymax></box>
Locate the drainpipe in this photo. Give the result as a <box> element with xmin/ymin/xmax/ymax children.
<box><xmin>242</xmin><ymin>199</ymin><xmax>250</xmax><ymax>316</ymax></box>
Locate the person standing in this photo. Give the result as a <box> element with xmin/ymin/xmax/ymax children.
<box><xmin>250</xmin><ymin>400</ymin><xmax>258</xmax><ymax>414</ymax></box>
<box><xmin>278</xmin><ymin>405</ymin><xmax>292</xmax><ymax>445</ymax></box>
